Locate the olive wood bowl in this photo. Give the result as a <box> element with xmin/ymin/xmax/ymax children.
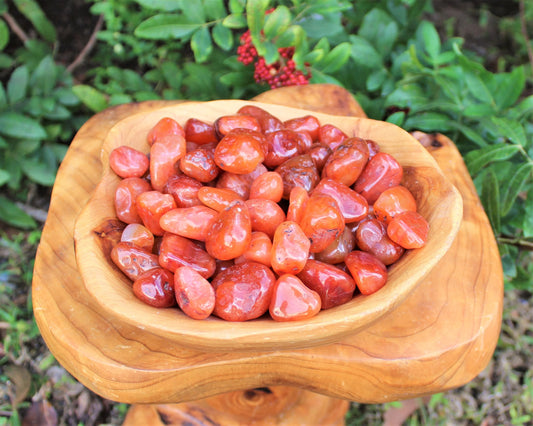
<box><xmin>74</xmin><ymin>99</ymin><xmax>462</xmax><ymax>353</ymax></box>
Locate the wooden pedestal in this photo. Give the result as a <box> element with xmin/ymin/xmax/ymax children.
<box><xmin>32</xmin><ymin>84</ymin><xmax>503</xmax><ymax>425</ymax></box>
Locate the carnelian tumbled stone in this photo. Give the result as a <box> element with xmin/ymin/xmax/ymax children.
<box><xmin>114</xmin><ymin>177</ymin><xmax>152</xmax><ymax>224</ymax></box>
<box><xmin>353</xmin><ymin>152</ymin><xmax>403</xmax><ymax>204</ymax></box>
<box><xmin>120</xmin><ymin>223</ymin><xmax>155</xmax><ymax>251</ymax></box>
<box><xmin>136</xmin><ymin>191</ymin><xmax>177</xmax><ymax>236</ymax></box>
<box><xmin>322</xmin><ymin>137</ymin><xmax>369</xmax><ymax>186</ymax></box>
<box><xmin>109</xmin><ymin>146</ymin><xmax>149</xmax><ymax>178</ymax></box>
<box><xmin>174</xmin><ymin>266</ymin><xmax>215</xmax><ymax>320</ymax></box>
<box><xmin>297</xmin><ymin>259</ymin><xmax>355</xmax><ymax>309</ymax></box>
<box><xmin>184</xmin><ymin>118</ymin><xmax>218</xmax><ymax>145</ymax></box>
<box><xmin>269</xmin><ymin>274</ymin><xmax>321</xmax><ymax>322</ymax></box>
<box><xmin>212</xmin><ymin>262</ymin><xmax>276</xmax><ymax>321</ymax></box>
<box><xmin>387</xmin><ymin>210</ymin><xmax>429</xmax><ymax>249</ymax></box>
<box><xmin>271</xmin><ymin>221</ymin><xmax>310</xmax><ymax>275</ymax></box>
<box><xmin>159</xmin><ymin>205</ymin><xmax>218</xmax><ymax>241</ymax></box>
<box><xmin>159</xmin><ymin>233</ymin><xmax>216</xmax><ymax>279</ymax></box>
<box><xmin>132</xmin><ymin>267</ymin><xmax>175</xmax><ymax>308</ymax></box>
<box><xmin>299</xmin><ymin>194</ymin><xmax>345</xmax><ymax>253</ymax></box>
<box><xmin>312</xmin><ymin>178</ymin><xmax>368</xmax><ymax>223</ymax></box>
<box><xmin>345</xmin><ymin>250</ymin><xmax>388</xmax><ymax>295</ymax></box>
<box><xmin>147</xmin><ymin>117</ymin><xmax>185</xmax><ymax>145</ymax></box>
<box><xmin>205</xmin><ymin>200</ymin><xmax>252</xmax><ymax>261</ymax></box>
<box><xmin>355</xmin><ymin>217</ymin><xmax>405</xmax><ymax>265</ymax></box>
<box><xmin>237</xmin><ymin>105</ymin><xmax>283</xmax><ymax>134</ymax></box>
<box><xmin>111</xmin><ymin>241</ymin><xmax>160</xmax><ymax>281</ymax></box>
<box><xmin>373</xmin><ymin>185</ymin><xmax>417</xmax><ymax>224</ymax></box>
<box><xmin>214</xmin><ymin>129</ymin><xmax>266</xmax><ymax>174</ymax></box>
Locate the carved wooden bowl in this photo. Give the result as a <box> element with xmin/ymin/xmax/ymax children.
<box><xmin>73</xmin><ymin>100</ymin><xmax>462</xmax><ymax>353</ymax></box>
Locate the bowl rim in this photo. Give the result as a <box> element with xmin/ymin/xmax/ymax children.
<box><xmin>73</xmin><ymin>99</ymin><xmax>463</xmax><ymax>353</ymax></box>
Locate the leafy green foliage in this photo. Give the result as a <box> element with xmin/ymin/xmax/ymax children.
<box><xmin>0</xmin><ymin>1</ymin><xmax>85</xmax><ymax>228</ymax></box>
<box><xmin>0</xmin><ymin>0</ymin><xmax>86</xmax><ymax>228</ymax></box>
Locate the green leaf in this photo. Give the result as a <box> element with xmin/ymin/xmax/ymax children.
<box><xmin>72</xmin><ymin>85</ymin><xmax>108</xmax><ymax>112</ymax></box>
<box><xmin>523</xmin><ymin>199</ymin><xmax>533</xmax><ymax>238</ymax></box>
<box><xmin>183</xmin><ymin>0</ymin><xmax>206</xmax><ymax>24</ymax></box>
<box><xmin>320</xmin><ymin>42</ymin><xmax>351</xmax><ymax>73</ymax></box>
<box><xmin>30</xmin><ymin>55</ymin><xmax>57</xmax><ymax>95</ymax></box>
<box><xmin>481</xmin><ymin>168</ymin><xmax>501</xmax><ymax>234</ymax></box>
<box><xmin>13</xmin><ymin>139</ymin><xmax>40</xmax><ymax>156</ymax></box>
<box><xmin>20</xmin><ymin>158</ymin><xmax>56</xmax><ymax>186</ymax></box>
<box><xmin>53</xmin><ymin>87</ymin><xmax>80</xmax><ymax>106</ymax></box>
<box><xmin>222</xmin><ymin>13</ymin><xmax>246</xmax><ymax>29</ymax></box>
<box><xmin>229</xmin><ymin>0</ymin><xmax>246</xmax><ymax>14</ymax></box>
<box><xmin>0</xmin><ymin>19</ymin><xmax>9</xmax><ymax>50</ymax></box>
<box><xmin>366</xmin><ymin>69</ymin><xmax>388</xmax><ymax>92</ymax></box>
<box><xmin>464</xmin><ymin>71</ymin><xmax>494</xmax><ymax>104</ymax></box>
<box><xmin>511</xmin><ymin>94</ymin><xmax>533</xmax><ymax>119</ymax></box>
<box><xmin>7</xmin><ymin>66</ymin><xmax>29</xmax><ymax>105</ymax></box>
<box><xmin>386</xmin><ymin>111</ymin><xmax>405</xmax><ymax>127</ymax></box>
<box><xmin>264</xmin><ymin>5</ymin><xmax>291</xmax><ymax>39</ymax></box>
<box><xmin>349</xmin><ymin>35</ymin><xmax>383</xmax><ymax>69</ymax></box>
<box><xmin>135</xmin><ymin>14</ymin><xmax>202</xmax><ymax>39</ymax></box>
<box><xmin>489</xmin><ymin>117</ymin><xmax>527</xmax><ymax>146</ymax></box>
<box><xmin>417</xmin><ymin>20</ymin><xmax>440</xmax><ymax>61</ymax></box>
<box><xmin>212</xmin><ymin>22</ymin><xmax>233</xmax><ymax>50</ymax></box>
<box><xmin>463</xmin><ymin>103</ymin><xmax>495</xmax><ymax>118</ymax></box>
<box><xmin>276</xmin><ymin>24</ymin><xmax>305</xmax><ymax>49</ymax></box>
<box><xmin>359</xmin><ymin>9</ymin><xmax>398</xmax><ymax>57</ymax></box>
<box><xmin>0</xmin><ymin>112</ymin><xmax>47</xmax><ymax>139</ymax></box>
<box><xmin>160</xmin><ymin>61</ymin><xmax>182</xmax><ymax>89</ymax></box>
<box><xmin>203</xmin><ymin>0</ymin><xmax>226</xmax><ymax>20</ymax></box>
<box><xmin>220</xmin><ymin>71</ymin><xmax>250</xmax><ymax>86</ymax></box>
<box><xmin>191</xmin><ymin>26</ymin><xmax>213</xmax><ymax>63</ymax></box>
<box><xmin>454</xmin><ymin>123</ymin><xmax>487</xmax><ymax>147</ymax></box>
<box><xmin>500</xmin><ymin>162</ymin><xmax>533</xmax><ymax>216</ymax></box>
<box><xmin>0</xmin><ymin>195</ymin><xmax>37</xmax><ymax>229</ymax></box>
<box><xmin>133</xmin><ymin>0</ymin><xmax>184</xmax><ymax>11</ymax></box>
<box><xmin>0</xmin><ymin>168</ymin><xmax>9</xmax><ymax>185</ymax></box>
<box><xmin>464</xmin><ymin>144</ymin><xmax>521</xmax><ymax>176</ymax></box>
<box><xmin>12</xmin><ymin>0</ymin><xmax>56</xmax><ymax>43</ymax></box>
<box><xmin>229</xmin><ymin>0</ymin><xmax>245</xmax><ymax>14</ymax></box>
<box><xmin>298</xmin><ymin>11</ymin><xmax>344</xmax><ymax>39</ymax></box>
<box><xmin>0</xmin><ymin>82</ymin><xmax>6</xmax><ymax>109</ymax></box>
<box><xmin>263</xmin><ymin>41</ymin><xmax>279</xmax><ymax>64</ymax></box>
<box><xmin>403</xmin><ymin>112</ymin><xmax>455</xmax><ymax>132</ymax></box>
<box><xmin>109</xmin><ymin>93</ymin><xmax>133</xmax><ymax>106</ymax></box>
<box><xmin>247</xmin><ymin>0</ymin><xmax>269</xmax><ymax>55</ymax></box>
<box><xmin>492</xmin><ymin>66</ymin><xmax>525</xmax><ymax>110</ymax></box>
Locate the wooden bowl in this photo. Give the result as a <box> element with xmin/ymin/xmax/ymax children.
<box><xmin>74</xmin><ymin>100</ymin><xmax>462</xmax><ymax>353</ymax></box>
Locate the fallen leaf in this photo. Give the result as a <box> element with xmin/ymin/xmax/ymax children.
<box><xmin>383</xmin><ymin>397</ymin><xmax>430</xmax><ymax>426</ymax></box>
<box><xmin>22</xmin><ymin>399</ymin><xmax>58</xmax><ymax>426</ymax></box>
<box><xmin>4</xmin><ymin>365</ymin><xmax>31</xmax><ymax>406</ymax></box>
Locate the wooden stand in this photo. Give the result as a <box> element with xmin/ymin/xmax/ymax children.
<box><xmin>32</xmin><ymin>85</ymin><xmax>503</xmax><ymax>424</ymax></box>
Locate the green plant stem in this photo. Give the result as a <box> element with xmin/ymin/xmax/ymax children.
<box><xmin>498</xmin><ymin>236</ymin><xmax>533</xmax><ymax>250</ymax></box>
<box><xmin>2</xmin><ymin>11</ymin><xmax>28</xmax><ymax>43</ymax></box>
<box><xmin>67</xmin><ymin>14</ymin><xmax>104</xmax><ymax>74</ymax></box>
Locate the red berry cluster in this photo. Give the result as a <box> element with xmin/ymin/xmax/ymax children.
<box><xmin>237</xmin><ymin>30</ymin><xmax>311</xmax><ymax>89</ymax></box>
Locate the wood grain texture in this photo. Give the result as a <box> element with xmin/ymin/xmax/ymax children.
<box><xmin>123</xmin><ymin>387</ymin><xmax>349</xmax><ymax>426</ymax></box>
<box><xmin>72</xmin><ymin>99</ymin><xmax>461</xmax><ymax>352</ymax></box>
<box><xmin>32</xmin><ymin>84</ymin><xmax>503</xmax><ymax>406</ymax></box>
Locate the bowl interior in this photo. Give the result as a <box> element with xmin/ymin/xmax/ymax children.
<box><xmin>74</xmin><ymin>99</ymin><xmax>463</xmax><ymax>353</ymax></box>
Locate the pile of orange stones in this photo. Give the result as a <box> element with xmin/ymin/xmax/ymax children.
<box><xmin>109</xmin><ymin>105</ymin><xmax>429</xmax><ymax>322</ymax></box>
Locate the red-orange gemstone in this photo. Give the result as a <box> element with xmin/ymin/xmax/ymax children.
<box><xmin>174</xmin><ymin>266</ymin><xmax>215</xmax><ymax>319</ymax></box>
<box><xmin>269</xmin><ymin>274</ymin><xmax>321</xmax><ymax>321</ymax></box>
<box><xmin>345</xmin><ymin>250</ymin><xmax>388</xmax><ymax>295</ymax></box>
